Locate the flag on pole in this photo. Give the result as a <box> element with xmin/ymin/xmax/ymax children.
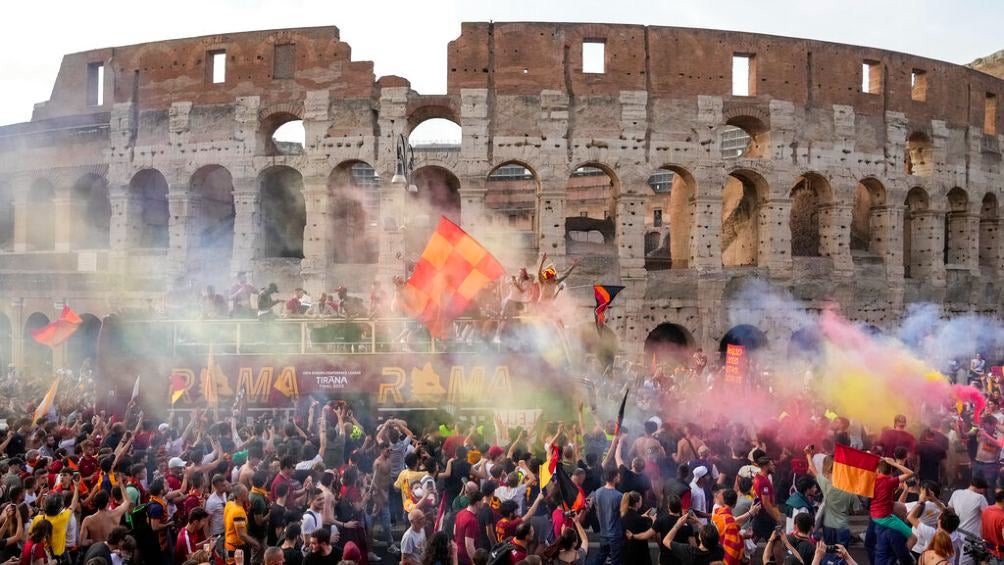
<box><xmin>130</xmin><ymin>375</ymin><xmax>142</xmax><ymax>402</ymax></box>
<box><xmin>832</xmin><ymin>443</ymin><xmax>880</xmax><ymax>497</ymax></box>
<box><xmin>31</xmin><ymin>306</ymin><xmax>82</xmax><ymax>347</ymax></box>
<box><xmin>593</xmin><ymin>285</ymin><xmax>624</xmax><ymax>329</ymax></box>
<box><xmin>169</xmin><ymin>373</ymin><xmax>187</xmax><ymax>405</ymax></box>
<box><xmin>203</xmin><ymin>344</ymin><xmax>219</xmax><ymax>407</ymax></box>
<box><xmin>34</xmin><ymin>377</ymin><xmax>59</xmax><ymax>422</ymax></box>
<box><xmin>553</xmin><ymin>461</ymin><xmax>586</xmax><ymax>511</ymax></box>
<box><xmin>539</xmin><ymin>442</ymin><xmax>561</xmax><ymax>489</ymax></box>
<box><xmin>400</xmin><ymin>217</ymin><xmax>505</xmax><ymax>338</ymax></box>
<box><xmin>612</xmin><ymin>388</ymin><xmax>629</xmax><ymax>437</ymax></box>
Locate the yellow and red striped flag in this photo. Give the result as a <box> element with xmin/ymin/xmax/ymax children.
<box><xmin>401</xmin><ymin>217</ymin><xmax>505</xmax><ymax>338</ymax></box>
<box><xmin>832</xmin><ymin>443</ymin><xmax>880</xmax><ymax>497</ymax></box>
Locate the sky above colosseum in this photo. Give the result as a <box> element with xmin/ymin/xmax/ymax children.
<box><xmin>1</xmin><ymin>0</ymin><xmax>1002</xmax><ymax>129</ymax></box>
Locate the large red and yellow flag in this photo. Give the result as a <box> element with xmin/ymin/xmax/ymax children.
<box><xmin>169</xmin><ymin>373</ymin><xmax>187</xmax><ymax>405</ymax></box>
<box><xmin>33</xmin><ymin>377</ymin><xmax>59</xmax><ymax>422</ymax></box>
<box><xmin>832</xmin><ymin>443</ymin><xmax>880</xmax><ymax>497</ymax></box>
<box><xmin>402</xmin><ymin>217</ymin><xmax>505</xmax><ymax>338</ymax></box>
<box><xmin>31</xmin><ymin>306</ymin><xmax>82</xmax><ymax>347</ymax></box>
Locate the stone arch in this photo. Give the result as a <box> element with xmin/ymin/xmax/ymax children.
<box><xmin>485</xmin><ymin>161</ymin><xmax>540</xmax><ymax>250</ymax></box>
<box><xmin>66</xmin><ymin>314</ymin><xmax>101</xmax><ymax>373</ymax></box>
<box><xmin>405</xmin><ymin>165</ymin><xmax>462</xmax><ymax>256</ymax></box>
<box><xmin>644</xmin><ymin>322</ymin><xmax>696</xmax><ymax>364</ymax></box>
<box><xmin>905</xmin><ymin>131</ymin><xmax>934</xmax><ymax>177</ymax></box>
<box><xmin>565</xmin><ymin>163</ymin><xmax>618</xmax><ymax>256</ymax></box>
<box><xmin>721</xmin><ymin>114</ymin><xmax>770</xmax><ymax>159</ymax></box>
<box><xmin>259</xmin><ymin>107</ymin><xmax>305</xmax><ymax>156</ymax></box>
<box><xmin>406</xmin><ymin>101</ymin><xmax>461</xmax><ymax>134</ymax></box>
<box><xmin>328</xmin><ymin>160</ymin><xmax>380</xmax><ymax>263</ymax></box>
<box><xmin>257</xmin><ymin>165</ymin><xmax>305</xmax><ymax>259</ymax></box>
<box><xmin>789</xmin><ymin>172</ymin><xmax>833</xmax><ymax>257</ymax></box>
<box><xmin>645</xmin><ymin>165</ymin><xmax>696</xmax><ymax>270</ymax></box>
<box><xmin>903</xmin><ymin>186</ymin><xmax>930</xmax><ymax>279</ymax></box>
<box><xmin>721</xmin><ymin>168</ymin><xmax>768</xmax><ymax>267</ymax></box>
<box><xmin>190</xmin><ymin>165</ymin><xmax>235</xmax><ymax>277</ymax></box>
<box><xmin>128</xmin><ymin>169</ymin><xmax>169</xmax><ymax>248</ymax></box>
<box><xmin>408</xmin><ymin>117</ymin><xmax>462</xmax><ymax>148</ymax></box>
<box><xmin>718</xmin><ymin>323</ymin><xmax>768</xmax><ymax>359</ymax></box>
<box><xmin>0</xmin><ymin>312</ymin><xmax>10</xmax><ymax>369</ymax></box>
<box><xmin>71</xmin><ymin>173</ymin><xmax>111</xmax><ymax>249</ymax></box>
<box><xmin>23</xmin><ymin>312</ymin><xmax>52</xmax><ymax>378</ymax></box>
<box><xmin>28</xmin><ymin>179</ymin><xmax>55</xmax><ymax>251</ymax></box>
<box><xmin>980</xmin><ymin>192</ymin><xmax>999</xmax><ymax>272</ymax></box>
<box><xmin>944</xmin><ymin>187</ymin><xmax>970</xmax><ymax>266</ymax></box>
<box><xmin>851</xmin><ymin>177</ymin><xmax>888</xmax><ymax>261</ymax></box>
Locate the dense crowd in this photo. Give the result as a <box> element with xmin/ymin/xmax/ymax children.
<box><xmin>0</xmin><ymin>343</ymin><xmax>1002</xmax><ymax>565</ymax></box>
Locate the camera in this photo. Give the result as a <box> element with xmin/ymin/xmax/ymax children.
<box><xmin>958</xmin><ymin>528</ymin><xmax>991</xmax><ymax>563</ymax></box>
<box><xmin>825</xmin><ymin>545</ymin><xmax>838</xmax><ymax>554</ymax></box>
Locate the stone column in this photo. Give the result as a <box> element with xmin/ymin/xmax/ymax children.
<box><xmin>981</xmin><ymin>215</ymin><xmax>1003</xmax><ymax>277</ymax></box>
<box><xmin>817</xmin><ymin>203</ymin><xmax>854</xmax><ymax>272</ymax></box>
<box><xmin>615</xmin><ymin>194</ymin><xmax>646</xmax><ymax>279</ymax></box>
<box><xmin>459</xmin><ymin>178</ymin><xmax>488</xmax><ymax>235</ymax></box>
<box><xmin>52</xmin><ymin>193</ymin><xmax>74</xmax><ymax>252</ymax></box>
<box><xmin>945</xmin><ymin>211</ymin><xmax>979</xmax><ymax>273</ymax></box>
<box><xmin>377</xmin><ymin>180</ymin><xmax>406</xmax><ymax>282</ymax></box>
<box><xmin>166</xmin><ymin>190</ymin><xmax>196</xmax><ymax>282</ymax></box>
<box><xmin>301</xmin><ymin>176</ymin><xmax>332</xmax><ymax>294</ymax></box>
<box><xmin>758</xmin><ymin>197</ymin><xmax>793</xmax><ymax>277</ymax></box>
<box><xmin>909</xmin><ymin>210</ymin><xmax>946</xmax><ymax>283</ymax></box>
<box><xmin>536</xmin><ymin>187</ymin><xmax>566</xmax><ymax>257</ymax></box>
<box><xmin>690</xmin><ymin>195</ymin><xmax>722</xmax><ymax>272</ymax></box>
<box><xmin>871</xmin><ymin>204</ymin><xmax>903</xmax><ymax>279</ymax></box>
<box><xmin>12</xmin><ymin>190</ymin><xmax>29</xmax><ymax>253</ymax></box>
<box><xmin>230</xmin><ymin>177</ymin><xmax>260</xmax><ymax>277</ymax></box>
<box><xmin>8</xmin><ymin>298</ymin><xmax>23</xmax><ymax>370</ymax></box>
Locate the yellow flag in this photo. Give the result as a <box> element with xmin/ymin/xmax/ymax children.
<box><xmin>34</xmin><ymin>377</ymin><xmax>59</xmax><ymax>422</ymax></box>
<box><xmin>203</xmin><ymin>344</ymin><xmax>219</xmax><ymax>407</ymax></box>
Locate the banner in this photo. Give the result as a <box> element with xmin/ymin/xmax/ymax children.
<box><xmin>723</xmin><ymin>344</ymin><xmax>746</xmax><ymax>384</ymax></box>
<box><xmin>494</xmin><ymin>409</ymin><xmax>543</xmax><ymax>429</ymax></box>
<box><xmin>162</xmin><ymin>353</ymin><xmax>566</xmax><ymax>410</ymax></box>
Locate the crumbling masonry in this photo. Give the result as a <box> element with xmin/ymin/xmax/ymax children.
<box><xmin>0</xmin><ymin>23</ymin><xmax>1002</xmax><ymax>371</ymax></box>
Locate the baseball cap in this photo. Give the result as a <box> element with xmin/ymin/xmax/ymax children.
<box><xmin>168</xmin><ymin>457</ymin><xmax>185</xmax><ymax>469</ymax></box>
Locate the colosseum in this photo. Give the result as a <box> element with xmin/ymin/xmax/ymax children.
<box><xmin>0</xmin><ymin>23</ymin><xmax>1002</xmax><ymax>374</ymax></box>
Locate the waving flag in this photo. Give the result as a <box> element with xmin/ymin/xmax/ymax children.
<box><xmin>593</xmin><ymin>285</ymin><xmax>624</xmax><ymax>329</ymax></box>
<box><xmin>539</xmin><ymin>442</ymin><xmax>562</xmax><ymax>489</ymax></box>
<box><xmin>169</xmin><ymin>373</ymin><xmax>187</xmax><ymax>405</ymax></box>
<box><xmin>553</xmin><ymin>461</ymin><xmax>586</xmax><ymax>511</ymax></box>
<box><xmin>832</xmin><ymin>443</ymin><xmax>880</xmax><ymax>497</ymax></box>
<box><xmin>613</xmin><ymin>388</ymin><xmax>629</xmax><ymax>437</ymax></box>
<box><xmin>33</xmin><ymin>377</ymin><xmax>59</xmax><ymax>422</ymax></box>
<box><xmin>401</xmin><ymin>217</ymin><xmax>505</xmax><ymax>338</ymax></box>
<box><xmin>31</xmin><ymin>306</ymin><xmax>82</xmax><ymax>347</ymax></box>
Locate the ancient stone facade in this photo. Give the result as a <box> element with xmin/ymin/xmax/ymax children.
<box><xmin>0</xmin><ymin>23</ymin><xmax>1003</xmax><ymax>372</ymax></box>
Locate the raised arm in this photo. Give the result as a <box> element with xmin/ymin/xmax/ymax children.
<box><xmin>614</xmin><ymin>435</ymin><xmax>626</xmax><ymax>469</ymax></box>
<box><xmin>883</xmin><ymin>457</ymin><xmax>915</xmax><ymax>483</ymax></box>
<box><xmin>603</xmin><ymin>434</ymin><xmax>620</xmax><ymax>469</ymax></box>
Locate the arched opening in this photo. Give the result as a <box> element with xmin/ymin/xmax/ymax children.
<box><xmin>721</xmin><ymin>169</ymin><xmax>767</xmax><ymax>267</ymax></box>
<box><xmin>485</xmin><ymin>162</ymin><xmax>538</xmax><ymax>250</ymax></box>
<box><xmin>789</xmin><ymin>173</ymin><xmax>832</xmax><ymax>257</ymax></box>
<box><xmin>645</xmin><ymin>323</ymin><xmax>695</xmax><ymax>365</ymax></box>
<box><xmin>718</xmin><ymin>324</ymin><xmax>768</xmax><ymax>359</ymax></box>
<box><xmin>258</xmin><ymin>166</ymin><xmax>306</xmax><ymax>259</ymax></box>
<box><xmin>645</xmin><ymin>166</ymin><xmax>696</xmax><ymax>270</ymax></box>
<box><xmin>408</xmin><ymin>118</ymin><xmax>462</xmax><ymax>149</ymax></box>
<box><xmin>566</xmin><ymin>165</ymin><xmax>617</xmax><ymax>256</ymax></box>
<box><xmin>903</xmin><ymin>187</ymin><xmax>930</xmax><ymax>279</ymax></box>
<box><xmin>66</xmin><ymin>314</ymin><xmax>101</xmax><ymax>373</ymax></box>
<box><xmin>71</xmin><ymin>174</ymin><xmax>111</xmax><ymax>249</ymax></box>
<box><xmin>28</xmin><ymin>180</ymin><xmax>55</xmax><ymax>251</ymax></box>
<box><xmin>722</xmin><ymin>116</ymin><xmax>769</xmax><ymax>159</ymax></box>
<box><xmin>190</xmin><ymin>165</ymin><xmax>235</xmax><ymax>279</ymax></box>
<box><xmin>128</xmin><ymin>169</ymin><xmax>169</xmax><ymax>248</ymax></box>
<box><xmin>405</xmin><ymin>166</ymin><xmax>462</xmax><ymax>256</ymax></box>
<box><xmin>850</xmin><ymin>178</ymin><xmax>887</xmax><ymax>261</ymax></box>
<box><xmin>261</xmin><ymin>113</ymin><xmax>304</xmax><ymax>156</ymax></box>
<box><xmin>980</xmin><ymin>193</ymin><xmax>999</xmax><ymax>272</ymax></box>
<box><xmin>0</xmin><ymin>182</ymin><xmax>14</xmax><ymax>250</ymax></box>
<box><xmin>23</xmin><ymin>312</ymin><xmax>52</xmax><ymax>378</ymax></box>
<box><xmin>905</xmin><ymin>132</ymin><xmax>933</xmax><ymax>177</ymax></box>
<box><xmin>0</xmin><ymin>313</ymin><xmax>10</xmax><ymax>369</ymax></box>
<box><xmin>944</xmin><ymin>187</ymin><xmax>970</xmax><ymax>267</ymax></box>
<box><xmin>789</xmin><ymin>326</ymin><xmax>822</xmax><ymax>358</ymax></box>
<box><xmin>328</xmin><ymin>161</ymin><xmax>380</xmax><ymax>263</ymax></box>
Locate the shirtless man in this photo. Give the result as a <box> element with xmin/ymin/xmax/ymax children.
<box><xmin>536</xmin><ymin>252</ymin><xmax>579</xmax><ymax>303</ymax></box>
<box><xmin>238</xmin><ymin>445</ymin><xmax>264</xmax><ymax>489</ymax></box>
<box><xmin>79</xmin><ymin>489</ymin><xmax>132</xmax><ymax>550</ymax></box>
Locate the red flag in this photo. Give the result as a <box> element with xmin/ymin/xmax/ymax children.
<box><xmin>31</xmin><ymin>306</ymin><xmax>82</xmax><ymax>347</ymax></box>
<box><xmin>401</xmin><ymin>217</ymin><xmax>505</xmax><ymax>338</ymax></box>
<box><xmin>832</xmin><ymin>444</ymin><xmax>880</xmax><ymax>497</ymax></box>
<box><xmin>593</xmin><ymin>285</ymin><xmax>624</xmax><ymax>329</ymax></box>
<box><xmin>169</xmin><ymin>373</ymin><xmax>187</xmax><ymax>405</ymax></box>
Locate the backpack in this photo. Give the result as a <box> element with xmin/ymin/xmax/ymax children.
<box><xmin>487</xmin><ymin>539</ymin><xmax>517</xmax><ymax>565</ymax></box>
<box><xmin>125</xmin><ymin>503</ymin><xmax>159</xmax><ymax>560</ymax></box>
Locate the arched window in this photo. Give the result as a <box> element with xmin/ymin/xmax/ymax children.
<box><xmin>261</xmin><ymin>113</ymin><xmax>304</xmax><ymax>156</ymax></box>
<box><xmin>721</xmin><ymin>116</ymin><xmax>769</xmax><ymax>159</ymax></box>
<box><xmin>72</xmin><ymin>174</ymin><xmax>111</xmax><ymax>249</ymax></box>
<box><xmin>23</xmin><ymin>312</ymin><xmax>52</xmax><ymax>378</ymax></box>
<box><xmin>850</xmin><ymin>178</ymin><xmax>887</xmax><ymax>262</ymax></box>
<box><xmin>566</xmin><ymin>165</ymin><xmax>617</xmax><ymax>256</ymax></box>
<box><xmin>645</xmin><ymin>323</ymin><xmax>695</xmax><ymax>364</ymax></box>
<box><xmin>905</xmin><ymin>132</ymin><xmax>933</xmax><ymax>177</ymax></box>
<box><xmin>329</xmin><ymin>161</ymin><xmax>380</xmax><ymax>263</ymax></box>
<box><xmin>486</xmin><ymin>162</ymin><xmax>538</xmax><ymax>250</ymax></box>
<box><xmin>258</xmin><ymin>166</ymin><xmax>306</xmax><ymax>259</ymax></box>
<box><xmin>190</xmin><ymin>165</ymin><xmax>235</xmax><ymax>279</ymax></box>
<box><xmin>409</xmin><ymin>118</ymin><xmax>462</xmax><ymax>150</ymax></box>
<box><xmin>721</xmin><ymin>170</ymin><xmax>768</xmax><ymax>267</ymax></box>
<box><xmin>128</xmin><ymin>169</ymin><xmax>169</xmax><ymax>248</ymax></box>
<box><xmin>404</xmin><ymin>166</ymin><xmax>462</xmax><ymax>256</ymax></box>
<box><xmin>645</xmin><ymin>167</ymin><xmax>696</xmax><ymax>270</ymax></box>
<box><xmin>789</xmin><ymin>173</ymin><xmax>832</xmax><ymax>258</ymax></box>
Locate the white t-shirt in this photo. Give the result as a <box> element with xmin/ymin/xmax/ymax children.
<box><xmin>948</xmin><ymin>488</ymin><xmax>987</xmax><ymax>565</ymax></box>
<box><xmin>912</xmin><ymin>521</ymin><xmax>962</xmax><ymax>561</ymax></box>
<box><xmin>295</xmin><ymin>454</ymin><xmax>323</xmax><ymax>471</ymax></box>
<box><xmin>206</xmin><ymin>492</ymin><xmax>227</xmax><ymax>536</ymax></box>
<box><xmin>400</xmin><ymin>527</ymin><xmax>427</xmax><ymax>561</ymax></box>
